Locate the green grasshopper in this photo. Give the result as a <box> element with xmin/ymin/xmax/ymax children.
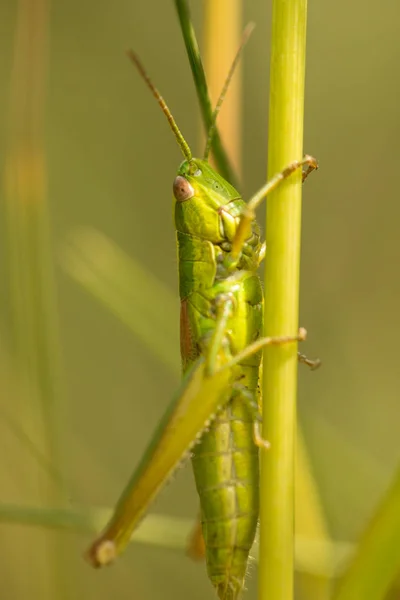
<box><xmin>86</xmin><ymin>43</ymin><xmax>318</xmax><ymax>600</ymax></box>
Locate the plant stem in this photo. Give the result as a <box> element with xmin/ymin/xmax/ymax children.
<box><xmin>259</xmin><ymin>0</ymin><xmax>309</xmax><ymax>599</ymax></box>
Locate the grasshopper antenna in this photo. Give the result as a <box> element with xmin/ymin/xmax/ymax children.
<box><xmin>127</xmin><ymin>50</ymin><xmax>192</xmax><ymax>162</ymax></box>
<box><xmin>203</xmin><ymin>22</ymin><xmax>255</xmax><ymax>162</ymax></box>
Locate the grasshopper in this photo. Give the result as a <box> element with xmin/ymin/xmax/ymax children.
<box><xmin>86</xmin><ymin>41</ymin><xmax>318</xmax><ymax>600</ymax></box>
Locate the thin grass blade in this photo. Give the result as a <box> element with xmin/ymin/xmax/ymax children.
<box><xmin>4</xmin><ymin>0</ymin><xmax>69</xmax><ymax>596</ymax></box>
<box><xmin>333</xmin><ymin>467</ymin><xmax>400</xmax><ymax>600</ymax></box>
<box><xmin>62</xmin><ymin>228</ymin><xmax>180</xmax><ymax>375</ymax></box>
<box><xmin>174</xmin><ymin>0</ymin><xmax>238</xmax><ymax>187</ymax></box>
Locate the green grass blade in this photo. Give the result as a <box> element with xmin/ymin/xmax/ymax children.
<box><xmin>295</xmin><ymin>428</ymin><xmax>332</xmax><ymax>599</ymax></box>
<box><xmin>0</xmin><ymin>505</ymin><xmax>194</xmax><ymax>550</ymax></box>
<box><xmin>0</xmin><ymin>502</ymin><xmax>354</xmax><ymax>577</ymax></box>
<box><xmin>174</xmin><ymin>0</ymin><xmax>238</xmax><ymax>188</ymax></box>
<box><xmin>259</xmin><ymin>1</ymin><xmax>310</xmax><ymax>599</ymax></box>
<box><xmin>4</xmin><ymin>0</ymin><xmax>69</xmax><ymax>597</ymax></box>
<box><xmin>62</xmin><ymin>228</ymin><xmax>180</xmax><ymax>375</ymax></box>
<box><xmin>333</xmin><ymin>467</ymin><xmax>400</xmax><ymax>600</ymax></box>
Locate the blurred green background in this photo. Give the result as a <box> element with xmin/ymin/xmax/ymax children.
<box><xmin>1</xmin><ymin>0</ymin><xmax>399</xmax><ymax>599</ymax></box>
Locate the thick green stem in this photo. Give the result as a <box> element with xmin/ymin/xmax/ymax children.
<box><xmin>259</xmin><ymin>1</ymin><xmax>309</xmax><ymax>599</ymax></box>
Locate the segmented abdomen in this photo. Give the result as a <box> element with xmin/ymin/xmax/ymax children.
<box><xmin>191</xmin><ymin>365</ymin><xmax>259</xmax><ymax>600</ymax></box>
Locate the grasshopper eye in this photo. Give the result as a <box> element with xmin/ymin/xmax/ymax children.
<box><xmin>173</xmin><ymin>176</ymin><xmax>194</xmax><ymax>202</ymax></box>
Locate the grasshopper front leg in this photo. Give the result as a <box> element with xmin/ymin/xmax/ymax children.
<box><xmin>224</xmin><ymin>155</ymin><xmax>318</xmax><ymax>272</ymax></box>
<box><xmin>228</xmin><ymin>155</ymin><xmax>320</xmax><ymax>372</ymax></box>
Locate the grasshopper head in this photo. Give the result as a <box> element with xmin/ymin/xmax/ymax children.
<box><xmin>127</xmin><ymin>50</ymin><xmax>255</xmax><ymax>246</ymax></box>
<box><xmin>173</xmin><ymin>158</ymin><xmax>242</xmax><ymax>243</ymax></box>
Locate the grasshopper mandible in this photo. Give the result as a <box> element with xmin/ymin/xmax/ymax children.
<box><xmin>86</xmin><ymin>38</ymin><xmax>318</xmax><ymax>600</ymax></box>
